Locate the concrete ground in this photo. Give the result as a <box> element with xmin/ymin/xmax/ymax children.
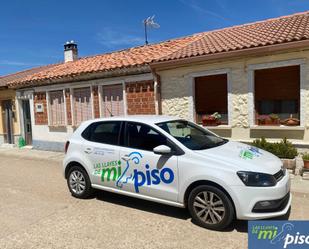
<box><xmin>0</xmin><ymin>150</ymin><xmax>309</xmax><ymax>249</ymax></box>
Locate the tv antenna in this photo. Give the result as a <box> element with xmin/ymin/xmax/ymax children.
<box><xmin>143</xmin><ymin>15</ymin><xmax>160</xmax><ymax>45</ymax></box>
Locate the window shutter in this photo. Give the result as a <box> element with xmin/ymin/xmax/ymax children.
<box><xmin>49</xmin><ymin>90</ymin><xmax>65</xmax><ymax>126</ymax></box>
<box><xmin>255</xmin><ymin>66</ymin><xmax>300</xmax><ymax>101</ymax></box>
<box><xmin>73</xmin><ymin>87</ymin><xmax>92</xmax><ymax>125</ymax></box>
<box><xmin>195</xmin><ymin>74</ymin><xmax>228</xmax><ymax>114</ymax></box>
<box><xmin>102</xmin><ymin>84</ymin><xmax>124</xmax><ymax>117</ymax></box>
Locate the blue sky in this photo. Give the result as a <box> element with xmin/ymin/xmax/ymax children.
<box><xmin>1</xmin><ymin>0</ymin><xmax>308</xmax><ymax>76</ymax></box>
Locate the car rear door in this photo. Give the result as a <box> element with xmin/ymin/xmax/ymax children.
<box><xmin>118</xmin><ymin>121</ymin><xmax>179</xmax><ymax>202</ymax></box>
<box><xmin>82</xmin><ymin>121</ymin><xmax>123</xmax><ymax>187</ymax></box>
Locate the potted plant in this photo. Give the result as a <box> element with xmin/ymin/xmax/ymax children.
<box><xmin>268</xmin><ymin>113</ymin><xmax>280</xmax><ymax>125</ymax></box>
<box><xmin>257</xmin><ymin>115</ymin><xmax>269</xmax><ymax>125</ymax></box>
<box><xmin>253</xmin><ymin>137</ymin><xmax>298</xmax><ymax>172</ymax></box>
<box><xmin>302</xmin><ymin>153</ymin><xmax>309</xmax><ymax>169</ymax></box>
<box><xmin>282</xmin><ymin>114</ymin><xmax>300</xmax><ymax>126</ymax></box>
<box><xmin>202</xmin><ymin>112</ymin><xmax>221</xmax><ymax>126</ymax></box>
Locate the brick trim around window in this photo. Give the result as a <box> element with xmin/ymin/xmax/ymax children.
<box><xmin>65</xmin><ymin>89</ymin><xmax>72</xmax><ymax>125</ymax></box>
<box><xmin>92</xmin><ymin>86</ymin><xmax>100</xmax><ymax>118</ymax></box>
<box><xmin>34</xmin><ymin>92</ymin><xmax>48</xmax><ymax>125</ymax></box>
<box><xmin>126</xmin><ymin>80</ymin><xmax>155</xmax><ymax>115</ymax></box>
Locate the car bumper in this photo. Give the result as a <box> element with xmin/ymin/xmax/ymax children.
<box><xmin>230</xmin><ymin>171</ymin><xmax>291</xmax><ymax>220</ymax></box>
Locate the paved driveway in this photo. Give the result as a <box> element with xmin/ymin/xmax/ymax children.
<box><xmin>0</xmin><ymin>155</ymin><xmax>308</xmax><ymax>249</ymax></box>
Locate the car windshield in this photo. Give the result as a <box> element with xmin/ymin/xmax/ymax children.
<box><xmin>156</xmin><ymin>120</ymin><xmax>228</xmax><ymax>150</ymax></box>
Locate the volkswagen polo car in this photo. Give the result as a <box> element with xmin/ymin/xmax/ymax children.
<box><xmin>63</xmin><ymin>115</ymin><xmax>291</xmax><ymax>230</ymax></box>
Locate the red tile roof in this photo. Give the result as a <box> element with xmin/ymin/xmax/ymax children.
<box><xmin>0</xmin><ymin>64</ymin><xmax>57</xmax><ymax>88</ymax></box>
<box><xmin>8</xmin><ymin>35</ymin><xmax>201</xmax><ymax>88</ymax></box>
<box><xmin>7</xmin><ymin>11</ymin><xmax>309</xmax><ymax>88</ymax></box>
<box><xmin>158</xmin><ymin>11</ymin><xmax>309</xmax><ymax>62</ymax></box>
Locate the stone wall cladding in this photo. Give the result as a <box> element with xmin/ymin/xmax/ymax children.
<box><xmin>230</xmin><ymin>66</ymin><xmax>249</xmax><ymax>128</ymax></box>
<box><xmin>159</xmin><ymin>49</ymin><xmax>309</xmax><ymax>142</ymax></box>
<box><xmin>126</xmin><ymin>80</ymin><xmax>156</xmax><ymax>115</ymax></box>
<box><xmin>92</xmin><ymin>86</ymin><xmax>100</xmax><ymax>118</ymax></box>
<box><xmin>34</xmin><ymin>92</ymin><xmax>48</xmax><ymax>125</ymax></box>
<box><xmin>65</xmin><ymin>89</ymin><xmax>72</xmax><ymax>125</ymax></box>
<box><xmin>161</xmin><ymin>76</ymin><xmax>190</xmax><ymax>119</ymax></box>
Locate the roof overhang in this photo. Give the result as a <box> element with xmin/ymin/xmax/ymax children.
<box><xmin>0</xmin><ymin>86</ymin><xmax>8</xmax><ymax>90</ymax></box>
<box><xmin>150</xmin><ymin>40</ymin><xmax>309</xmax><ymax>71</ymax></box>
<box><xmin>9</xmin><ymin>65</ymin><xmax>151</xmax><ymax>89</ymax></box>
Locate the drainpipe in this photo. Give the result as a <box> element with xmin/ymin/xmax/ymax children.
<box><xmin>151</xmin><ymin>68</ymin><xmax>162</xmax><ymax>115</ymax></box>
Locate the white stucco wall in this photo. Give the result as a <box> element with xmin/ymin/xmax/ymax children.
<box><xmin>158</xmin><ymin>48</ymin><xmax>309</xmax><ymax>144</ymax></box>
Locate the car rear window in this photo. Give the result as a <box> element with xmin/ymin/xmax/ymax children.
<box><xmin>82</xmin><ymin>121</ymin><xmax>121</xmax><ymax>146</ymax></box>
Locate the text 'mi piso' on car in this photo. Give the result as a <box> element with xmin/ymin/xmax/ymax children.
<box><xmin>63</xmin><ymin>115</ymin><xmax>291</xmax><ymax>230</ymax></box>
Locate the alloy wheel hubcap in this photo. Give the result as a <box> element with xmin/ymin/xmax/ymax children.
<box><xmin>69</xmin><ymin>170</ymin><xmax>86</xmax><ymax>194</ymax></box>
<box><xmin>193</xmin><ymin>191</ymin><xmax>225</xmax><ymax>224</ymax></box>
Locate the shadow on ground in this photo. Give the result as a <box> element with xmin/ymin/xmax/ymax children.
<box><xmin>95</xmin><ymin>190</ymin><xmax>189</xmax><ymax>220</ymax></box>
<box><xmin>93</xmin><ymin>190</ymin><xmax>249</xmax><ymax>233</ymax></box>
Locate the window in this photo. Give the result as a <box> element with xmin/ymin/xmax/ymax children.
<box><xmin>102</xmin><ymin>84</ymin><xmax>124</xmax><ymax>117</ymax></box>
<box><xmin>83</xmin><ymin>121</ymin><xmax>121</xmax><ymax>145</ymax></box>
<box><xmin>194</xmin><ymin>74</ymin><xmax>228</xmax><ymax>125</ymax></box>
<box><xmin>73</xmin><ymin>87</ymin><xmax>92</xmax><ymax>125</ymax></box>
<box><xmin>157</xmin><ymin>120</ymin><xmax>227</xmax><ymax>150</ymax></box>
<box><xmin>126</xmin><ymin>122</ymin><xmax>167</xmax><ymax>151</ymax></box>
<box><xmin>254</xmin><ymin>65</ymin><xmax>300</xmax><ymax>125</ymax></box>
<box><xmin>49</xmin><ymin>90</ymin><xmax>65</xmax><ymax>126</ymax></box>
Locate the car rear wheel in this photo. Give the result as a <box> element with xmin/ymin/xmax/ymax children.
<box><xmin>67</xmin><ymin>166</ymin><xmax>93</xmax><ymax>199</ymax></box>
<box><xmin>188</xmin><ymin>185</ymin><xmax>234</xmax><ymax>230</ymax></box>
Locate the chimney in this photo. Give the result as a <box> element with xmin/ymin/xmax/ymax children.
<box><xmin>64</xmin><ymin>40</ymin><xmax>78</xmax><ymax>62</ymax></box>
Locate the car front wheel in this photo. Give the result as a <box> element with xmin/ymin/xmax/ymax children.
<box><xmin>67</xmin><ymin>166</ymin><xmax>93</xmax><ymax>199</ymax></box>
<box><xmin>188</xmin><ymin>185</ymin><xmax>235</xmax><ymax>230</ymax></box>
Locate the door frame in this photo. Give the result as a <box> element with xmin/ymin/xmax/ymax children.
<box><xmin>21</xmin><ymin>99</ymin><xmax>32</xmax><ymax>145</ymax></box>
<box><xmin>1</xmin><ymin>100</ymin><xmax>14</xmax><ymax>144</ymax></box>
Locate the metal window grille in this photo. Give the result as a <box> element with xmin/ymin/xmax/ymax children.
<box><xmin>49</xmin><ymin>91</ymin><xmax>65</xmax><ymax>126</ymax></box>
<box><xmin>73</xmin><ymin>87</ymin><xmax>92</xmax><ymax>125</ymax></box>
<box><xmin>102</xmin><ymin>84</ymin><xmax>124</xmax><ymax>117</ymax></box>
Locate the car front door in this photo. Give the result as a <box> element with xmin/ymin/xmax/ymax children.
<box><xmin>82</xmin><ymin>121</ymin><xmax>123</xmax><ymax>188</ymax></box>
<box><xmin>118</xmin><ymin>122</ymin><xmax>179</xmax><ymax>203</ymax></box>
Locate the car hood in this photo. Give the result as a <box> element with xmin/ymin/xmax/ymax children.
<box><xmin>194</xmin><ymin>141</ymin><xmax>282</xmax><ymax>175</ymax></box>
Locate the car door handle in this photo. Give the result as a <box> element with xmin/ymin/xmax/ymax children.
<box><xmin>121</xmin><ymin>155</ymin><xmax>131</xmax><ymax>161</ymax></box>
<box><xmin>84</xmin><ymin>147</ymin><xmax>93</xmax><ymax>154</ymax></box>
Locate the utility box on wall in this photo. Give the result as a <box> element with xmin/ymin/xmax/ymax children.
<box><xmin>35</xmin><ymin>103</ymin><xmax>44</xmax><ymax>113</ymax></box>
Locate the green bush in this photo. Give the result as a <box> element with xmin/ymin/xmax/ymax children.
<box><xmin>252</xmin><ymin>137</ymin><xmax>298</xmax><ymax>159</ymax></box>
<box><xmin>302</xmin><ymin>152</ymin><xmax>309</xmax><ymax>161</ymax></box>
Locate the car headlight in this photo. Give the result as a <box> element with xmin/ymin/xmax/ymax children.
<box><xmin>237</xmin><ymin>171</ymin><xmax>277</xmax><ymax>187</ymax></box>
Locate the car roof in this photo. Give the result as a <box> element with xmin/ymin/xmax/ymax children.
<box><xmin>87</xmin><ymin>115</ymin><xmax>181</xmax><ymax>125</ymax></box>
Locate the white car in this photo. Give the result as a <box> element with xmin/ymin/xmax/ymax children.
<box><xmin>63</xmin><ymin>115</ymin><xmax>291</xmax><ymax>230</ymax></box>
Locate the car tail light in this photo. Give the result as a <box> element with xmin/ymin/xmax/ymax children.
<box><xmin>64</xmin><ymin>141</ymin><xmax>70</xmax><ymax>154</ymax></box>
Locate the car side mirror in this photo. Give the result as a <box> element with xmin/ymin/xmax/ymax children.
<box><xmin>153</xmin><ymin>145</ymin><xmax>172</xmax><ymax>155</ymax></box>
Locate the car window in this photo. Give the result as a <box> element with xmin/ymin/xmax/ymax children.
<box><xmin>85</xmin><ymin>121</ymin><xmax>121</xmax><ymax>145</ymax></box>
<box><xmin>126</xmin><ymin>122</ymin><xmax>168</xmax><ymax>151</ymax></box>
<box><xmin>156</xmin><ymin>120</ymin><xmax>227</xmax><ymax>150</ymax></box>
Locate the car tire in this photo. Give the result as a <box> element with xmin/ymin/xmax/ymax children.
<box><xmin>188</xmin><ymin>185</ymin><xmax>235</xmax><ymax>230</ymax></box>
<box><xmin>67</xmin><ymin>166</ymin><xmax>93</xmax><ymax>199</ymax></box>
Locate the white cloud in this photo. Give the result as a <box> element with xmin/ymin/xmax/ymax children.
<box><xmin>179</xmin><ymin>0</ymin><xmax>231</xmax><ymax>23</ymax></box>
<box><xmin>96</xmin><ymin>28</ymin><xmax>145</xmax><ymax>48</ymax></box>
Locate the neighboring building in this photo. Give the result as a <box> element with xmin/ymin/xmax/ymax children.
<box><xmin>4</xmin><ymin>11</ymin><xmax>309</xmax><ymax>150</ymax></box>
<box><xmin>151</xmin><ymin>11</ymin><xmax>309</xmax><ymax>146</ymax></box>
<box><xmin>6</xmin><ymin>37</ymin><xmax>199</xmax><ymax>150</ymax></box>
<box><xmin>0</xmin><ymin>65</ymin><xmax>54</xmax><ymax>145</ymax></box>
